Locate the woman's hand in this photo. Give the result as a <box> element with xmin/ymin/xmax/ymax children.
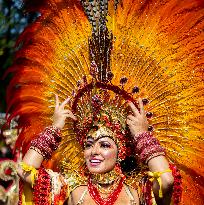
<box><xmin>53</xmin><ymin>95</ymin><xmax>77</xmax><ymax>129</ymax></box>
<box><xmin>127</xmin><ymin>98</ymin><xmax>149</xmax><ymax>137</ymax></box>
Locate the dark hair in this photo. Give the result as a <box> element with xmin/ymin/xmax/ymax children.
<box><xmin>120</xmin><ymin>156</ymin><xmax>140</xmax><ymax>173</ymax></box>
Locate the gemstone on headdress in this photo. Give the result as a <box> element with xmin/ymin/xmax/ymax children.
<box><xmin>146</xmin><ymin>112</ymin><xmax>153</xmax><ymax>118</ymax></box>
<box><xmin>107</xmin><ymin>71</ymin><xmax>114</xmax><ymax>81</ymax></box>
<box><xmin>120</xmin><ymin>77</ymin><xmax>128</xmax><ymax>85</ymax></box>
<box><xmin>103</xmin><ymin>90</ymin><xmax>111</xmax><ymax>101</ymax></box>
<box><xmin>90</xmin><ymin>61</ymin><xmax>98</xmax><ymax>78</ymax></box>
<box><xmin>148</xmin><ymin>125</ymin><xmax>153</xmax><ymax>131</ymax></box>
<box><xmin>83</xmin><ymin>76</ymin><xmax>88</xmax><ymax>85</ymax></box>
<box><xmin>92</xmin><ymin>95</ymin><xmax>102</xmax><ymax>103</ymax></box>
<box><xmin>142</xmin><ymin>98</ymin><xmax>149</xmax><ymax>105</ymax></box>
<box><xmin>91</xmin><ymin>95</ymin><xmax>103</xmax><ymax>113</ymax></box>
<box><xmin>77</xmin><ymin>80</ymin><xmax>81</xmax><ymax>87</ymax></box>
<box><xmin>132</xmin><ymin>86</ymin><xmax>139</xmax><ymax>93</ymax></box>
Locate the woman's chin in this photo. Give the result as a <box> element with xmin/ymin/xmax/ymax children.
<box><xmin>87</xmin><ymin>166</ymin><xmax>114</xmax><ymax>174</ymax></box>
<box><xmin>88</xmin><ymin>167</ymin><xmax>105</xmax><ymax>174</ymax></box>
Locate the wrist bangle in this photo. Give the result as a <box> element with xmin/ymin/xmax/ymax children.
<box><xmin>30</xmin><ymin>126</ymin><xmax>61</xmax><ymax>160</ymax></box>
<box><xmin>134</xmin><ymin>131</ymin><xmax>165</xmax><ymax>164</ymax></box>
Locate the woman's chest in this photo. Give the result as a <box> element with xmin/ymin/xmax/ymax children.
<box><xmin>68</xmin><ymin>187</ymin><xmax>139</xmax><ymax>205</ymax></box>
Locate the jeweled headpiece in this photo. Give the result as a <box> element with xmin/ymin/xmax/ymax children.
<box><xmin>71</xmin><ymin>61</ymin><xmax>143</xmax><ymax>160</ymax></box>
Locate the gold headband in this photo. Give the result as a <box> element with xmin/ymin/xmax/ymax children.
<box><xmin>87</xmin><ymin>126</ymin><xmax>116</xmax><ymax>141</ymax></box>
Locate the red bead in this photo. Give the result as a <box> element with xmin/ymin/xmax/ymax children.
<box><xmin>88</xmin><ymin>176</ymin><xmax>124</xmax><ymax>205</ymax></box>
<box><xmin>33</xmin><ymin>168</ymin><xmax>51</xmax><ymax>205</ymax></box>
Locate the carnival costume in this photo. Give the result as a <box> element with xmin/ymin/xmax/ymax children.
<box><xmin>6</xmin><ymin>0</ymin><xmax>204</xmax><ymax>204</ymax></box>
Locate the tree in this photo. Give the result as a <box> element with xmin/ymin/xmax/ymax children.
<box><xmin>0</xmin><ymin>0</ymin><xmax>37</xmax><ymax>112</ymax></box>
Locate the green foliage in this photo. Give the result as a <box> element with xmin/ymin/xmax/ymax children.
<box><xmin>0</xmin><ymin>0</ymin><xmax>24</xmax><ymax>69</ymax></box>
<box><xmin>0</xmin><ymin>0</ymin><xmax>37</xmax><ymax>112</ymax></box>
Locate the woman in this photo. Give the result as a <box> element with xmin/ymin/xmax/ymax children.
<box><xmin>17</xmin><ymin>95</ymin><xmax>176</xmax><ymax>205</ymax></box>
<box><xmin>7</xmin><ymin>0</ymin><xmax>203</xmax><ymax>204</ymax></box>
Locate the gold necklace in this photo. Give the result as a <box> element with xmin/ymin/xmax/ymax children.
<box><xmin>89</xmin><ymin>165</ymin><xmax>126</xmax><ymax>199</ymax></box>
<box><xmin>96</xmin><ymin>176</ymin><xmax>121</xmax><ymax>195</ymax></box>
<box><xmin>91</xmin><ymin>168</ymin><xmax>119</xmax><ymax>185</ymax></box>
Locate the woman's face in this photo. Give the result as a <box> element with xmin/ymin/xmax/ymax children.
<box><xmin>84</xmin><ymin>129</ymin><xmax>118</xmax><ymax>174</ymax></box>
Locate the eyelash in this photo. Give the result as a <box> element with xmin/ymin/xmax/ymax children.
<box><xmin>84</xmin><ymin>143</ymin><xmax>92</xmax><ymax>149</ymax></box>
<box><xmin>100</xmin><ymin>143</ymin><xmax>111</xmax><ymax>148</ymax></box>
<box><xmin>84</xmin><ymin>142</ymin><xmax>111</xmax><ymax>149</ymax></box>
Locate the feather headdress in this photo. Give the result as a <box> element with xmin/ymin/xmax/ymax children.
<box><xmin>6</xmin><ymin>0</ymin><xmax>204</xmax><ymax>204</ymax></box>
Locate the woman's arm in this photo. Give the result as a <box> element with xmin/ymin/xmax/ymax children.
<box><xmin>17</xmin><ymin>95</ymin><xmax>76</xmax><ymax>185</ymax></box>
<box><xmin>127</xmin><ymin>99</ymin><xmax>174</xmax><ymax>205</ymax></box>
<box><xmin>148</xmin><ymin>156</ymin><xmax>174</xmax><ymax>205</ymax></box>
<box><xmin>17</xmin><ymin>149</ymin><xmax>44</xmax><ymax>184</ymax></box>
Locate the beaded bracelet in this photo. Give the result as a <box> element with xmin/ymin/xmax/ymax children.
<box><xmin>30</xmin><ymin>126</ymin><xmax>61</xmax><ymax>160</ymax></box>
<box><xmin>134</xmin><ymin>131</ymin><xmax>165</xmax><ymax>164</ymax></box>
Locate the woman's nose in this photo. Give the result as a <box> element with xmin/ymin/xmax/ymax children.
<box><xmin>91</xmin><ymin>144</ymin><xmax>99</xmax><ymax>155</ymax></box>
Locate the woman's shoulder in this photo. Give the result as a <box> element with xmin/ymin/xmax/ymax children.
<box><xmin>72</xmin><ymin>185</ymin><xmax>87</xmax><ymax>193</ymax></box>
<box><xmin>124</xmin><ymin>184</ymin><xmax>140</xmax><ymax>203</ymax></box>
<box><xmin>68</xmin><ymin>185</ymin><xmax>88</xmax><ymax>205</ymax></box>
<box><xmin>63</xmin><ymin>172</ymin><xmax>87</xmax><ymax>191</ymax></box>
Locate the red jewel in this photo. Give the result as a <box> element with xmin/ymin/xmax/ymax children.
<box><xmin>88</xmin><ymin>176</ymin><xmax>124</xmax><ymax>205</ymax></box>
<box><xmin>105</xmin><ymin>122</ymin><xmax>111</xmax><ymax>127</ymax></box>
<box><xmin>114</xmin><ymin>123</ymin><xmax>121</xmax><ymax>130</ymax></box>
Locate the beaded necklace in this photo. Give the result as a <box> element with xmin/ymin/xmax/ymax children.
<box><xmin>87</xmin><ymin>176</ymin><xmax>125</xmax><ymax>205</ymax></box>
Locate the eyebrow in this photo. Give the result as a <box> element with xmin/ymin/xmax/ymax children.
<box><xmin>86</xmin><ymin>135</ymin><xmax>111</xmax><ymax>141</ymax></box>
<box><xmin>86</xmin><ymin>136</ymin><xmax>114</xmax><ymax>144</ymax></box>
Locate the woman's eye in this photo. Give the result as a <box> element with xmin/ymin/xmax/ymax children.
<box><xmin>84</xmin><ymin>143</ymin><xmax>92</xmax><ymax>149</ymax></box>
<box><xmin>100</xmin><ymin>143</ymin><xmax>111</xmax><ymax>148</ymax></box>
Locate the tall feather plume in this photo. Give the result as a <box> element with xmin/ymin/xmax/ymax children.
<box><xmin>5</xmin><ymin>0</ymin><xmax>204</xmax><ymax>204</ymax></box>
<box><xmin>81</xmin><ymin>0</ymin><xmax>113</xmax><ymax>82</ymax></box>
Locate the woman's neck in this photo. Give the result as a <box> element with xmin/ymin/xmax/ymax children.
<box><xmin>90</xmin><ymin>168</ymin><xmax>120</xmax><ymax>185</ymax></box>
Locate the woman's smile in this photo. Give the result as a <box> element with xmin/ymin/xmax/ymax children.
<box><xmin>89</xmin><ymin>157</ymin><xmax>103</xmax><ymax>167</ymax></box>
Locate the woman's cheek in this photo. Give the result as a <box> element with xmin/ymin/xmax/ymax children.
<box><xmin>84</xmin><ymin>150</ymin><xmax>91</xmax><ymax>160</ymax></box>
<box><xmin>103</xmin><ymin>149</ymin><xmax>117</xmax><ymax>159</ymax></box>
